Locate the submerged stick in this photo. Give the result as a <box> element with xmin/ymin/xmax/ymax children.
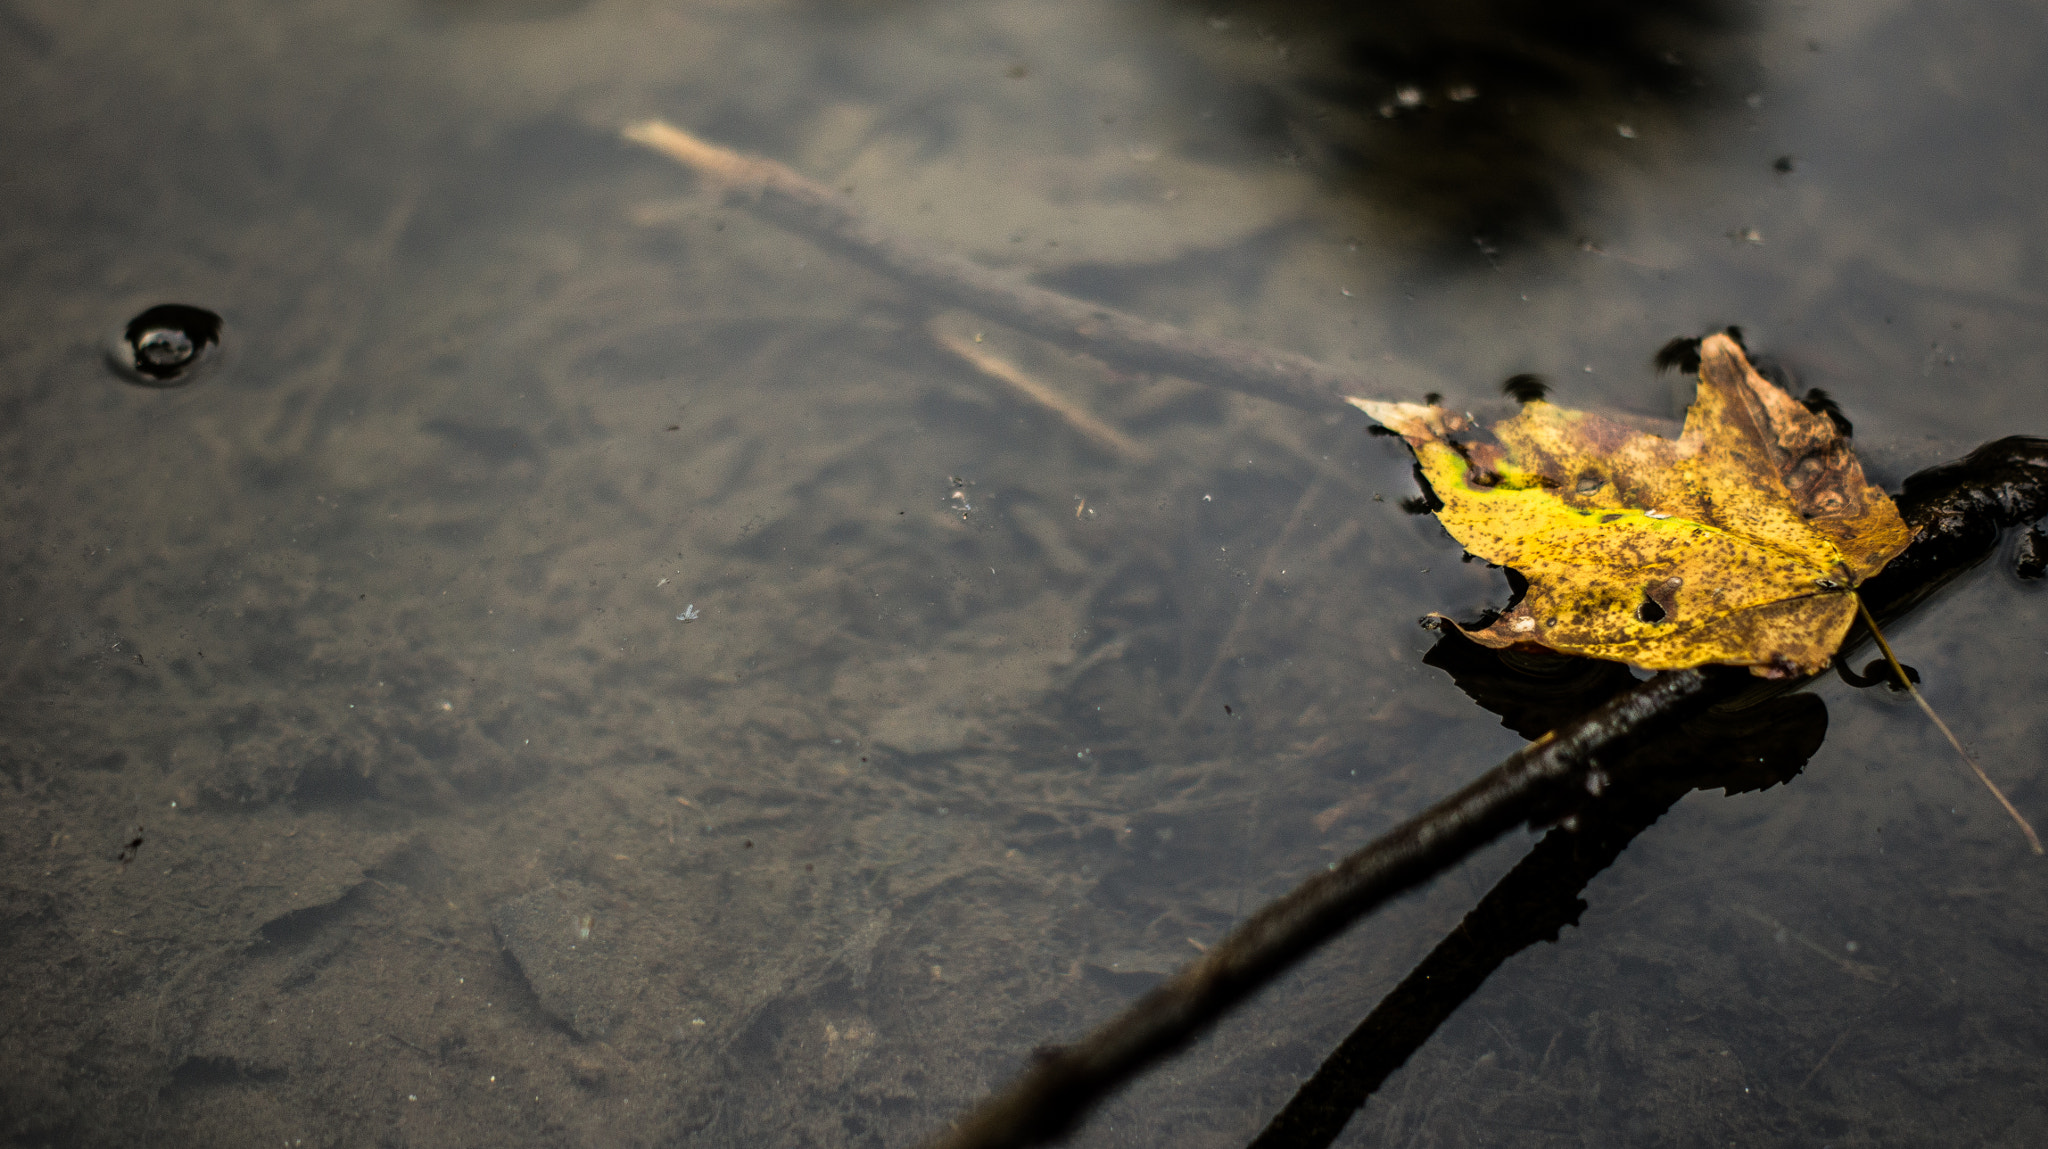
<box><xmin>929</xmin><ymin>326</ymin><xmax>1154</xmax><ymax>461</ymax></box>
<box><xmin>921</xmin><ymin>436</ymin><xmax>2048</xmax><ymax>1149</ymax></box>
<box><xmin>1179</xmin><ymin>479</ymin><xmax>1323</xmax><ymax>723</ymax></box>
<box><xmin>622</xmin><ymin>120</ymin><xmax>1370</xmax><ymax>413</ymax></box>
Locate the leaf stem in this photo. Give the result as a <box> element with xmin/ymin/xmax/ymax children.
<box><xmin>1854</xmin><ymin>592</ymin><xmax>2042</xmax><ymax>854</ymax></box>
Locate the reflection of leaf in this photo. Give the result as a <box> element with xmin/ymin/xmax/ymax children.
<box><xmin>1356</xmin><ymin>333</ymin><xmax>1910</xmax><ymax>677</ymax></box>
<box><xmin>1421</xmin><ymin>632</ymin><xmax>1637</xmax><ymax>741</ymax></box>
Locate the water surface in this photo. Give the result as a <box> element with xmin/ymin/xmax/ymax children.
<box><xmin>2</xmin><ymin>0</ymin><xmax>2044</xmax><ymax>1144</ymax></box>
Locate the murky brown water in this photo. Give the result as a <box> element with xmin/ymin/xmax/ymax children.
<box><xmin>2</xmin><ymin>0</ymin><xmax>2045</xmax><ymax>1145</ymax></box>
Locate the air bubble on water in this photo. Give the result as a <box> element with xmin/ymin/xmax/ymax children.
<box><xmin>110</xmin><ymin>303</ymin><xmax>223</xmax><ymax>386</ymax></box>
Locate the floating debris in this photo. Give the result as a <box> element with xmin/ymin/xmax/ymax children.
<box><xmin>109</xmin><ymin>303</ymin><xmax>222</xmax><ymax>386</ymax></box>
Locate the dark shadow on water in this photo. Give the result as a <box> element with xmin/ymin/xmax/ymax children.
<box><xmin>1247</xmin><ymin>631</ymin><xmax>1827</xmax><ymax>1148</ymax></box>
<box><xmin>1421</xmin><ymin>636</ymin><xmax>1639</xmax><ymax>741</ymax></box>
<box><xmin>1170</xmin><ymin>0</ymin><xmax>1753</xmax><ymax>246</ymax></box>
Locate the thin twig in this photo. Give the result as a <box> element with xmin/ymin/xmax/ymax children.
<box><xmin>382</xmin><ymin>1032</ymin><xmax>434</xmax><ymax>1057</ymax></box>
<box><xmin>622</xmin><ymin>119</ymin><xmax>1374</xmax><ymax>413</ymax></box>
<box><xmin>1179</xmin><ymin>479</ymin><xmax>1323</xmax><ymax>723</ymax></box>
<box><xmin>1798</xmin><ymin>1028</ymin><xmax>1853</xmax><ymax>1091</ymax></box>
<box><xmin>1732</xmin><ymin>905</ymin><xmax>1890</xmax><ymax>984</ymax></box>
<box><xmin>930</xmin><ymin>326</ymin><xmax>1153</xmax><ymax>461</ymax></box>
<box><xmin>1854</xmin><ymin>594</ymin><xmax>2042</xmax><ymax>853</ymax></box>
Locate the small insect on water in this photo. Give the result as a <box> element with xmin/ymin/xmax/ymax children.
<box><xmin>115</xmin><ymin>824</ymin><xmax>145</xmax><ymax>866</ymax></box>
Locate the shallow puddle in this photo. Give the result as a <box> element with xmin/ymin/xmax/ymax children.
<box><xmin>2</xmin><ymin>0</ymin><xmax>2044</xmax><ymax>1145</ymax></box>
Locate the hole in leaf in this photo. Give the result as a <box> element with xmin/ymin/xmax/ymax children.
<box><xmin>1636</xmin><ymin>596</ymin><xmax>1667</xmax><ymax>624</ymax></box>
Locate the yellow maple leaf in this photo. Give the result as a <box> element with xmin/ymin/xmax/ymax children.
<box><xmin>1354</xmin><ymin>333</ymin><xmax>1911</xmax><ymax>677</ymax></box>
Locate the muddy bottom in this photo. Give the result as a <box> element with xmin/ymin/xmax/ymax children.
<box><xmin>2</xmin><ymin>0</ymin><xmax>2045</xmax><ymax>1145</ymax></box>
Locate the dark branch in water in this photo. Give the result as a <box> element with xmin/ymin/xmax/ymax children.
<box><xmin>1857</xmin><ymin>436</ymin><xmax>2048</xmax><ymax>625</ymax></box>
<box><xmin>1248</xmin><ymin>684</ymin><xmax>1827</xmax><ymax>1149</ymax></box>
<box><xmin>920</xmin><ymin>436</ymin><xmax>2048</xmax><ymax>1149</ymax></box>
<box><xmin>923</xmin><ymin>668</ymin><xmax>1726</xmax><ymax>1149</ymax></box>
<box><xmin>624</xmin><ymin>120</ymin><xmax>1368</xmax><ymax>414</ymax></box>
